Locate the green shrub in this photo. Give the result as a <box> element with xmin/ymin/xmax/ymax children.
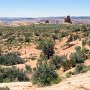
<box><xmin>67</xmin><ymin>34</ymin><xmax>73</xmax><ymax>42</ymax></box>
<box><xmin>66</xmin><ymin>65</ymin><xmax>90</xmax><ymax>77</ymax></box>
<box><xmin>18</xmin><ymin>38</ymin><xmax>23</xmax><ymax>42</ymax></box>
<box><xmin>25</xmin><ymin>64</ymin><xmax>32</xmax><ymax>73</ymax></box>
<box><xmin>24</xmin><ymin>38</ymin><xmax>31</xmax><ymax>42</ymax></box>
<box><xmin>75</xmin><ymin>46</ymin><xmax>81</xmax><ymax>52</ymax></box>
<box><xmin>32</xmin><ymin>63</ymin><xmax>61</xmax><ymax>86</ymax></box>
<box><xmin>0</xmin><ymin>86</ymin><xmax>10</xmax><ymax>90</ymax></box>
<box><xmin>50</xmin><ymin>55</ymin><xmax>71</xmax><ymax>71</ymax></box>
<box><xmin>34</xmin><ymin>32</ymin><xmax>40</xmax><ymax>36</ymax></box>
<box><xmin>72</xmin><ymin>46</ymin><xmax>87</xmax><ymax>63</ymax></box>
<box><xmin>69</xmin><ymin>58</ymin><xmax>76</xmax><ymax>67</ymax></box>
<box><xmin>39</xmin><ymin>53</ymin><xmax>48</xmax><ymax>60</ymax></box>
<box><xmin>74</xmin><ymin>64</ymin><xmax>85</xmax><ymax>74</ymax></box>
<box><xmin>0</xmin><ymin>32</ymin><xmax>3</xmax><ymax>36</ymax></box>
<box><xmin>65</xmin><ymin>71</ymin><xmax>74</xmax><ymax>78</ymax></box>
<box><xmin>49</xmin><ymin>55</ymin><xmax>65</xmax><ymax>69</ymax></box>
<box><xmin>0</xmin><ymin>52</ymin><xmax>24</xmax><ymax>66</ymax></box>
<box><xmin>80</xmin><ymin>66</ymin><xmax>90</xmax><ymax>73</ymax></box>
<box><xmin>61</xmin><ymin>58</ymin><xmax>70</xmax><ymax>71</ymax></box>
<box><xmin>69</xmin><ymin>52</ymin><xmax>85</xmax><ymax>64</ymax></box>
<box><xmin>52</xmin><ymin>77</ymin><xmax>62</xmax><ymax>84</ymax></box>
<box><xmin>52</xmin><ymin>34</ymin><xmax>58</xmax><ymax>40</ymax></box>
<box><xmin>7</xmin><ymin>36</ymin><xmax>15</xmax><ymax>44</ymax></box>
<box><xmin>60</xmin><ymin>32</ymin><xmax>68</xmax><ymax>38</ymax></box>
<box><xmin>24</xmin><ymin>33</ymin><xmax>31</xmax><ymax>37</ymax></box>
<box><xmin>81</xmin><ymin>25</ymin><xmax>87</xmax><ymax>32</ymax></box>
<box><xmin>80</xmin><ymin>48</ymin><xmax>89</xmax><ymax>60</ymax></box>
<box><xmin>41</xmin><ymin>39</ymin><xmax>55</xmax><ymax>59</ymax></box>
<box><xmin>0</xmin><ymin>47</ymin><xmax>2</xmax><ymax>56</ymax></box>
<box><xmin>0</xmin><ymin>66</ymin><xmax>29</xmax><ymax>83</ymax></box>
<box><xmin>82</xmin><ymin>39</ymin><xmax>86</xmax><ymax>46</ymax></box>
<box><xmin>36</xmin><ymin>39</ymin><xmax>44</xmax><ymax>50</ymax></box>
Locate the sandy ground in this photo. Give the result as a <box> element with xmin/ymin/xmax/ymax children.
<box><xmin>55</xmin><ymin>37</ymin><xmax>82</xmax><ymax>58</ymax></box>
<box><xmin>10</xmin><ymin>38</ymin><xmax>82</xmax><ymax>70</ymax></box>
<box><xmin>37</xmin><ymin>71</ymin><xmax>90</xmax><ymax>90</ymax></box>
<box><xmin>3</xmin><ymin>38</ymin><xmax>88</xmax><ymax>70</ymax></box>
<box><xmin>1</xmin><ymin>37</ymin><xmax>90</xmax><ymax>90</ymax></box>
<box><xmin>0</xmin><ymin>71</ymin><xmax>90</xmax><ymax>90</ymax></box>
<box><xmin>11</xmin><ymin>43</ymin><xmax>41</xmax><ymax>69</ymax></box>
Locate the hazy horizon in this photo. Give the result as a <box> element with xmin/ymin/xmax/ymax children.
<box><xmin>1</xmin><ymin>16</ymin><xmax>90</xmax><ymax>18</ymax></box>
<box><xmin>0</xmin><ymin>0</ymin><xmax>90</xmax><ymax>17</ymax></box>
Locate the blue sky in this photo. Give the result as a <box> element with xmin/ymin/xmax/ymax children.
<box><xmin>0</xmin><ymin>0</ymin><xmax>90</xmax><ymax>17</ymax></box>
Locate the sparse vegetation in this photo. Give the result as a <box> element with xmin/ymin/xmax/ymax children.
<box><xmin>74</xmin><ymin>64</ymin><xmax>85</xmax><ymax>74</ymax></box>
<box><xmin>49</xmin><ymin>55</ymin><xmax>63</xmax><ymax>69</ymax></box>
<box><xmin>0</xmin><ymin>23</ymin><xmax>90</xmax><ymax>88</ymax></box>
<box><xmin>74</xmin><ymin>64</ymin><xmax>90</xmax><ymax>74</ymax></box>
<box><xmin>69</xmin><ymin>46</ymin><xmax>88</xmax><ymax>64</ymax></box>
<box><xmin>32</xmin><ymin>63</ymin><xmax>61</xmax><ymax>86</ymax></box>
<box><xmin>25</xmin><ymin>64</ymin><xmax>32</xmax><ymax>73</ymax></box>
<box><xmin>0</xmin><ymin>66</ymin><xmax>29</xmax><ymax>83</ymax></box>
<box><xmin>65</xmin><ymin>71</ymin><xmax>74</xmax><ymax>78</ymax></box>
<box><xmin>39</xmin><ymin>39</ymin><xmax>55</xmax><ymax>59</ymax></box>
<box><xmin>0</xmin><ymin>52</ymin><xmax>24</xmax><ymax>66</ymax></box>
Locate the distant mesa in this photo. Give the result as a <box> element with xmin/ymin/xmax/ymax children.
<box><xmin>64</xmin><ymin>16</ymin><xmax>72</xmax><ymax>24</ymax></box>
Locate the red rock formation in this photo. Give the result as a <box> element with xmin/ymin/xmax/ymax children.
<box><xmin>64</xmin><ymin>16</ymin><xmax>72</xmax><ymax>23</ymax></box>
